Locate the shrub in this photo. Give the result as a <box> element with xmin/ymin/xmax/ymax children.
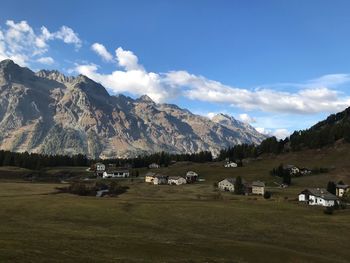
<box><xmin>68</xmin><ymin>182</ymin><xmax>94</xmax><ymax>196</ymax></box>
<box><xmin>108</xmin><ymin>181</ymin><xmax>129</xmax><ymax>195</ymax></box>
<box><xmin>324</xmin><ymin>207</ymin><xmax>334</xmax><ymax>215</ymax></box>
<box><xmin>263</xmin><ymin>191</ymin><xmax>272</xmax><ymax>199</ymax></box>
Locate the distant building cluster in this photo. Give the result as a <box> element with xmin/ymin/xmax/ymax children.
<box><xmin>218</xmin><ymin>178</ymin><xmax>266</xmax><ymax>196</ymax></box>
<box><xmin>145</xmin><ymin>171</ymin><xmax>199</xmax><ymax>185</ymax></box>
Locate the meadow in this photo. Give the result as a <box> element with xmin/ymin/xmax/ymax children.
<box><xmin>0</xmin><ymin>145</ymin><xmax>350</xmax><ymax>262</ymax></box>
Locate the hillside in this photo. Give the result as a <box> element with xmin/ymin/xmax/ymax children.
<box><xmin>0</xmin><ymin>59</ymin><xmax>266</xmax><ymax>159</ymax></box>
<box><xmin>288</xmin><ymin>107</ymin><xmax>350</xmax><ymax>150</ymax></box>
<box><xmin>0</xmin><ymin>141</ymin><xmax>350</xmax><ymax>263</ymax></box>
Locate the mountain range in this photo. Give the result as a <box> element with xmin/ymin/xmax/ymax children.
<box><xmin>0</xmin><ymin>59</ymin><xmax>266</xmax><ymax>158</ymax></box>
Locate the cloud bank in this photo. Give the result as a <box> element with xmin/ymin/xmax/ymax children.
<box><xmin>0</xmin><ymin>20</ymin><xmax>81</xmax><ymax>66</ymax></box>
<box><xmin>77</xmin><ymin>43</ymin><xmax>350</xmax><ymax>116</ymax></box>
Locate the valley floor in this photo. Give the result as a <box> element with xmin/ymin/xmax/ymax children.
<box><xmin>1</xmin><ymin>145</ymin><xmax>350</xmax><ymax>262</ymax></box>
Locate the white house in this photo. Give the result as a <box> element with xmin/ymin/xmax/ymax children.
<box><xmin>185</xmin><ymin>171</ymin><xmax>198</xmax><ymax>183</ymax></box>
<box><xmin>252</xmin><ymin>181</ymin><xmax>265</xmax><ymax>195</ymax></box>
<box><xmin>168</xmin><ymin>176</ymin><xmax>187</xmax><ymax>185</ymax></box>
<box><xmin>149</xmin><ymin>163</ymin><xmax>160</xmax><ymax>169</ymax></box>
<box><xmin>103</xmin><ymin>170</ymin><xmax>129</xmax><ymax>178</ymax></box>
<box><xmin>336</xmin><ymin>184</ymin><xmax>349</xmax><ymax>197</ymax></box>
<box><xmin>224</xmin><ymin>162</ymin><xmax>237</xmax><ymax>168</ymax></box>
<box><xmin>298</xmin><ymin>188</ymin><xmax>338</xmax><ymax>207</ymax></box>
<box><xmin>95</xmin><ymin>162</ymin><xmax>106</xmax><ymax>177</ymax></box>
<box><xmin>145</xmin><ymin>172</ymin><xmax>156</xmax><ymax>183</ymax></box>
<box><xmin>218</xmin><ymin>178</ymin><xmax>236</xmax><ymax>192</ymax></box>
<box><xmin>96</xmin><ymin>163</ymin><xmax>106</xmax><ymax>171</ymax></box>
<box><xmin>153</xmin><ymin>175</ymin><xmax>168</xmax><ymax>185</ymax></box>
<box><xmin>284</xmin><ymin>165</ymin><xmax>300</xmax><ymax>175</ymax></box>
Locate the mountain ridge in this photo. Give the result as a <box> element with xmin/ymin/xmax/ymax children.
<box><xmin>0</xmin><ymin>59</ymin><xmax>266</xmax><ymax>158</ymax></box>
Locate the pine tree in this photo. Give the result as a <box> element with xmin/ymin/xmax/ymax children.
<box><xmin>234</xmin><ymin>176</ymin><xmax>244</xmax><ymax>195</ymax></box>
<box><xmin>326</xmin><ymin>181</ymin><xmax>336</xmax><ymax>195</ymax></box>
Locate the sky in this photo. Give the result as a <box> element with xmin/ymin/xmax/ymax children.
<box><xmin>1</xmin><ymin>0</ymin><xmax>350</xmax><ymax>139</ymax></box>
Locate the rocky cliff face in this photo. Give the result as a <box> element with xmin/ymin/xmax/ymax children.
<box><xmin>0</xmin><ymin>59</ymin><xmax>266</xmax><ymax>158</ymax></box>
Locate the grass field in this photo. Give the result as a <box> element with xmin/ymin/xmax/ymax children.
<box><xmin>0</xmin><ymin>145</ymin><xmax>350</xmax><ymax>262</ymax></box>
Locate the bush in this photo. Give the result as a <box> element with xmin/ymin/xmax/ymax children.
<box><xmin>68</xmin><ymin>182</ymin><xmax>95</xmax><ymax>196</ymax></box>
<box><xmin>324</xmin><ymin>207</ymin><xmax>334</xmax><ymax>215</ymax></box>
<box><xmin>58</xmin><ymin>181</ymin><xmax>129</xmax><ymax>197</ymax></box>
<box><xmin>108</xmin><ymin>181</ymin><xmax>129</xmax><ymax>196</ymax></box>
<box><xmin>263</xmin><ymin>191</ymin><xmax>272</xmax><ymax>199</ymax></box>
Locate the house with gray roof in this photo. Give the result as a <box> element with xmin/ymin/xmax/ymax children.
<box><xmin>298</xmin><ymin>188</ymin><xmax>338</xmax><ymax>207</ymax></box>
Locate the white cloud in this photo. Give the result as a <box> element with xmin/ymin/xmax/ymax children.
<box><xmin>239</xmin><ymin>113</ymin><xmax>256</xmax><ymax>124</ymax></box>
<box><xmin>91</xmin><ymin>43</ymin><xmax>113</xmax><ymax>62</ymax></box>
<box><xmin>272</xmin><ymin>129</ymin><xmax>290</xmax><ymax>140</ymax></box>
<box><xmin>74</xmin><ymin>46</ymin><xmax>179</xmax><ymax>103</ymax></box>
<box><xmin>75</xmin><ymin>45</ymin><xmax>350</xmax><ymax>114</ymax></box>
<box><xmin>255</xmin><ymin>127</ymin><xmax>290</xmax><ymax>140</ymax></box>
<box><xmin>36</xmin><ymin>56</ymin><xmax>54</xmax><ymax>65</ymax></box>
<box><xmin>207</xmin><ymin>112</ymin><xmax>217</xmax><ymax>119</ymax></box>
<box><xmin>164</xmin><ymin>71</ymin><xmax>350</xmax><ymax>114</ymax></box>
<box><xmin>116</xmin><ymin>47</ymin><xmax>143</xmax><ymax>71</ymax></box>
<box><xmin>0</xmin><ymin>20</ymin><xmax>81</xmax><ymax>66</ymax></box>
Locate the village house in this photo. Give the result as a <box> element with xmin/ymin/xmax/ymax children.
<box><xmin>218</xmin><ymin>178</ymin><xmax>236</xmax><ymax>192</ymax></box>
<box><xmin>298</xmin><ymin>188</ymin><xmax>338</xmax><ymax>207</ymax></box>
<box><xmin>145</xmin><ymin>172</ymin><xmax>156</xmax><ymax>183</ymax></box>
<box><xmin>102</xmin><ymin>169</ymin><xmax>130</xmax><ymax>179</ymax></box>
<box><xmin>284</xmin><ymin>165</ymin><xmax>300</xmax><ymax>175</ymax></box>
<box><xmin>186</xmin><ymin>171</ymin><xmax>198</xmax><ymax>183</ymax></box>
<box><xmin>153</xmin><ymin>175</ymin><xmax>168</xmax><ymax>185</ymax></box>
<box><xmin>300</xmin><ymin>168</ymin><xmax>312</xmax><ymax>176</ymax></box>
<box><xmin>336</xmin><ymin>183</ymin><xmax>349</xmax><ymax>197</ymax></box>
<box><xmin>168</xmin><ymin>176</ymin><xmax>187</xmax><ymax>185</ymax></box>
<box><xmin>252</xmin><ymin>181</ymin><xmax>265</xmax><ymax>195</ymax></box>
<box><xmin>149</xmin><ymin>163</ymin><xmax>160</xmax><ymax>169</ymax></box>
<box><xmin>224</xmin><ymin>162</ymin><xmax>237</xmax><ymax>168</ymax></box>
<box><xmin>94</xmin><ymin>162</ymin><xmax>106</xmax><ymax>177</ymax></box>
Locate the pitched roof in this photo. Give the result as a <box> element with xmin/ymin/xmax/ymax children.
<box><xmin>300</xmin><ymin>188</ymin><xmax>338</xmax><ymax>200</ymax></box>
<box><xmin>186</xmin><ymin>171</ymin><xmax>198</xmax><ymax>176</ymax></box>
<box><xmin>154</xmin><ymin>174</ymin><xmax>167</xmax><ymax>179</ymax></box>
<box><xmin>336</xmin><ymin>184</ymin><xmax>349</xmax><ymax>189</ymax></box>
<box><xmin>252</xmin><ymin>181</ymin><xmax>265</xmax><ymax>187</ymax></box>
<box><xmin>224</xmin><ymin>178</ymin><xmax>236</xmax><ymax>184</ymax></box>
<box><xmin>168</xmin><ymin>176</ymin><xmax>185</xmax><ymax>180</ymax></box>
<box><xmin>284</xmin><ymin>164</ymin><xmax>298</xmax><ymax>169</ymax></box>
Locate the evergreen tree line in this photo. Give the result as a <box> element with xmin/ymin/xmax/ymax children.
<box><xmin>0</xmin><ymin>150</ymin><xmax>89</xmax><ymax>170</ymax></box>
<box><xmin>218</xmin><ymin>137</ymin><xmax>288</xmax><ymax>161</ymax></box>
<box><xmin>100</xmin><ymin>151</ymin><xmax>213</xmax><ymax>168</ymax></box>
<box><xmin>269</xmin><ymin>164</ymin><xmax>292</xmax><ymax>185</ymax></box>
<box><xmin>0</xmin><ymin>149</ymin><xmax>213</xmax><ymax>170</ymax></box>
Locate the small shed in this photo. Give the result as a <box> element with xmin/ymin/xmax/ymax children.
<box><xmin>149</xmin><ymin>163</ymin><xmax>160</xmax><ymax>169</ymax></box>
<box><xmin>168</xmin><ymin>176</ymin><xmax>187</xmax><ymax>185</ymax></box>
<box><xmin>186</xmin><ymin>171</ymin><xmax>198</xmax><ymax>183</ymax></box>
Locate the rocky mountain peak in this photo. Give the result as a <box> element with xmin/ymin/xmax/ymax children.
<box><xmin>0</xmin><ymin>59</ymin><xmax>267</xmax><ymax>158</ymax></box>
<box><xmin>137</xmin><ymin>94</ymin><xmax>155</xmax><ymax>104</ymax></box>
<box><xmin>212</xmin><ymin>113</ymin><xmax>236</xmax><ymax>123</ymax></box>
<box><xmin>36</xmin><ymin>70</ymin><xmax>75</xmax><ymax>84</ymax></box>
<box><xmin>0</xmin><ymin>59</ymin><xmax>34</xmax><ymax>84</ymax></box>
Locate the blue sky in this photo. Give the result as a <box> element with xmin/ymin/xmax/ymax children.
<box><xmin>1</xmin><ymin>0</ymin><xmax>350</xmax><ymax>138</ymax></box>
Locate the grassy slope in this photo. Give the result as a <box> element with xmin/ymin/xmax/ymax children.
<box><xmin>0</xmin><ymin>144</ymin><xmax>350</xmax><ymax>262</ymax></box>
